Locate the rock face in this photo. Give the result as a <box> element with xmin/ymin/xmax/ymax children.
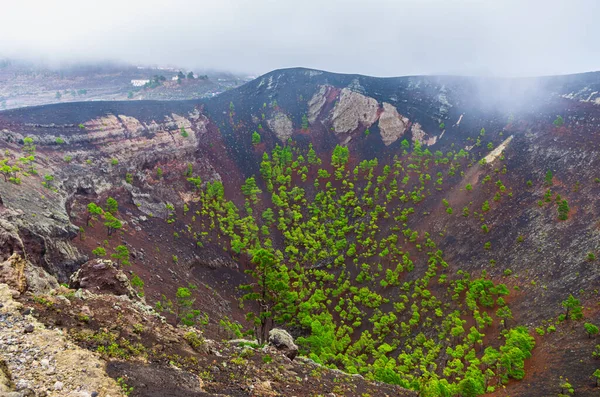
<box><xmin>69</xmin><ymin>259</ymin><xmax>140</xmax><ymax>300</ymax></box>
<box><xmin>267</xmin><ymin>112</ymin><xmax>294</xmax><ymax>142</ymax></box>
<box><xmin>0</xmin><ymin>160</ymin><xmax>83</xmax><ymax>285</ymax></box>
<box><xmin>0</xmin><ymin>104</ymin><xmax>214</xmax><ymax>287</ymax></box>
<box><xmin>331</xmin><ymin>88</ymin><xmax>379</xmax><ymax>134</ymax></box>
<box><xmin>268</xmin><ymin>328</ymin><xmax>298</xmax><ymax>360</ymax></box>
<box><xmin>307</xmin><ymin>85</ymin><xmax>329</xmax><ymax>124</ymax></box>
<box><xmin>0</xmin><ymin>218</ymin><xmax>59</xmax><ymax>294</ymax></box>
<box><xmin>378</xmin><ymin>103</ymin><xmax>410</xmax><ymax>146</ymax></box>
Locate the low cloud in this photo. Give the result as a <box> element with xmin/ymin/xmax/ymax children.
<box><xmin>1</xmin><ymin>0</ymin><xmax>599</xmax><ymax>77</ymax></box>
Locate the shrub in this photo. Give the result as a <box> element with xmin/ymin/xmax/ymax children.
<box><xmin>252</xmin><ymin>131</ymin><xmax>261</xmax><ymax>146</ymax></box>
<box><xmin>184</xmin><ymin>331</ymin><xmax>205</xmax><ymax>352</ymax></box>
<box><xmin>553</xmin><ymin>115</ymin><xmax>564</xmax><ymax>127</ymax></box>
<box><xmin>535</xmin><ymin>327</ymin><xmax>545</xmax><ymax>336</ymax></box>
<box><xmin>584</xmin><ymin>323</ymin><xmax>599</xmax><ymax>338</ymax></box>
<box><xmin>92</xmin><ymin>247</ymin><xmax>106</xmax><ymax>257</ymax></box>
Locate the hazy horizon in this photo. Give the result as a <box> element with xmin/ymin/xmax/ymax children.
<box><xmin>2</xmin><ymin>0</ymin><xmax>600</xmax><ymax>78</ymax></box>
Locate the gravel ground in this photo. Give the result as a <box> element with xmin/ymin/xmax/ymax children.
<box><xmin>0</xmin><ymin>284</ymin><xmax>124</xmax><ymax>397</ymax></box>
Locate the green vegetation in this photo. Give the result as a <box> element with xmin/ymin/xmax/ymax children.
<box><xmin>150</xmin><ymin>140</ymin><xmax>535</xmax><ymax>394</ymax></box>
<box><xmin>130</xmin><ymin>274</ymin><xmax>145</xmax><ymax>297</ymax></box>
<box><xmin>0</xmin><ymin>159</ymin><xmax>16</xmax><ymax>183</ymax></box>
<box><xmin>92</xmin><ymin>247</ymin><xmax>106</xmax><ymax>257</ymax></box>
<box><xmin>252</xmin><ymin>131</ymin><xmax>261</xmax><ymax>146</ymax></box>
<box><xmin>301</xmin><ymin>114</ymin><xmax>309</xmax><ymax>130</ymax></box>
<box><xmin>545</xmin><ymin>170</ymin><xmax>553</xmax><ymax>186</ymax></box>
<box><xmin>155</xmin><ymin>284</ymin><xmax>208</xmax><ymax>326</ymax></box>
<box><xmin>104</xmin><ymin>213</ymin><xmax>122</xmax><ymax>236</ymax></box>
<box><xmin>561</xmin><ymin>295</ymin><xmax>583</xmax><ymax>321</ymax></box>
<box><xmin>184</xmin><ymin>331</ymin><xmax>205</xmax><ymax>352</ymax></box>
<box><xmin>553</xmin><ymin>115</ymin><xmax>564</xmax><ymax>127</ymax></box>
<box><xmin>144</xmin><ymin>75</ymin><xmax>166</xmax><ymax>89</ymax></box>
<box><xmin>87</xmin><ymin>203</ymin><xmax>104</xmax><ymax>226</ymax></box>
<box><xmin>593</xmin><ymin>369</ymin><xmax>600</xmax><ymax>387</ymax></box>
<box><xmin>557</xmin><ymin>199</ymin><xmax>570</xmax><ymax>220</ymax></box>
<box><xmin>111</xmin><ymin>245</ymin><xmax>130</xmax><ymax>266</ymax></box>
<box><xmin>559</xmin><ymin>378</ymin><xmax>574</xmax><ymax>396</ymax></box>
<box><xmin>117</xmin><ymin>377</ymin><xmax>134</xmax><ymax>396</ymax></box>
<box><xmin>106</xmin><ymin>197</ymin><xmax>119</xmax><ymax>214</ymax></box>
<box><xmin>584</xmin><ymin>323</ymin><xmax>599</xmax><ymax>339</ymax></box>
<box><xmin>240</xmin><ymin>249</ymin><xmax>293</xmax><ymax>343</ymax></box>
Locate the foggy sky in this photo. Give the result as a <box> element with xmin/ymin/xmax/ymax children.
<box><xmin>2</xmin><ymin>0</ymin><xmax>599</xmax><ymax>77</ymax></box>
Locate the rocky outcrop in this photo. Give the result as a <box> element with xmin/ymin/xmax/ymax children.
<box><xmin>267</xmin><ymin>112</ymin><xmax>294</xmax><ymax>142</ymax></box>
<box><xmin>80</xmin><ymin>112</ymin><xmax>205</xmax><ymax>165</ymax></box>
<box><xmin>378</xmin><ymin>103</ymin><xmax>410</xmax><ymax>146</ymax></box>
<box><xmin>331</xmin><ymin>88</ymin><xmax>378</xmax><ymax>134</ymax></box>
<box><xmin>268</xmin><ymin>328</ymin><xmax>298</xmax><ymax>360</ymax></box>
<box><xmin>69</xmin><ymin>259</ymin><xmax>141</xmax><ymax>301</ymax></box>
<box><xmin>307</xmin><ymin>85</ymin><xmax>329</xmax><ymax>124</ymax></box>
<box><xmin>0</xmin><ymin>107</ymin><xmax>213</xmax><ymax>285</ymax></box>
<box><xmin>0</xmin><ymin>254</ymin><xmax>26</xmax><ymax>293</ymax></box>
<box><xmin>411</xmin><ymin>122</ymin><xmax>437</xmax><ymax>146</ymax></box>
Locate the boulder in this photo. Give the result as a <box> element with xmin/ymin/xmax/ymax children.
<box><xmin>268</xmin><ymin>329</ymin><xmax>298</xmax><ymax>360</ymax></box>
<box><xmin>69</xmin><ymin>259</ymin><xmax>140</xmax><ymax>301</ymax></box>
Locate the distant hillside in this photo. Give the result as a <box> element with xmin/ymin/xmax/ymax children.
<box><xmin>0</xmin><ymin>58</ymin><xmax>250</xmax><ymax>110</ymax></box>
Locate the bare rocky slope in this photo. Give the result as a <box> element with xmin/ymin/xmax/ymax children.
<box><xmin>0</xmin><ymin>68</ymin><xmax>599</xmax><ymax>396</ymax></box>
